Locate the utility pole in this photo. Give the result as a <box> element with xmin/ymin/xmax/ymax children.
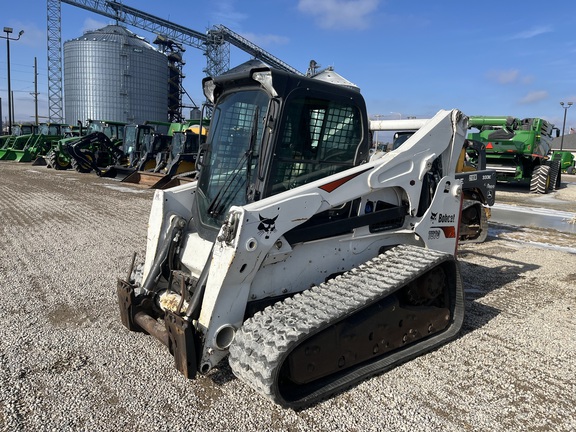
<box><xmin>560</xmin><ymin>101</ymin><xmax>573</xmax><ymax>151</ymax></box>
<box><xmin>31</xmin><ymin>57</ymin><xmax>39</xmax><ymax>125</ymax></box>
<box><xmin>1</xmin><ymin>27</ymin><xmax>24</xmax><ymax>134</ymax></box>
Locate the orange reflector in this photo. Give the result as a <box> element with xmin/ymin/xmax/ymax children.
<box><xmin>486</xmin><ymin>142</ymin><xmax>493</xmax><ymax>149</ymax></box>
<box><xmin>440</xmin><ymin>226</ymin><xmax>456</xmax><ymax>238</ymax></box>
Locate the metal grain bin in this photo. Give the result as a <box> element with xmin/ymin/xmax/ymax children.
<box><xmin>64</xmin><ymin>25</ymin><xmax>168</xmax><ymax>124</ymax></box>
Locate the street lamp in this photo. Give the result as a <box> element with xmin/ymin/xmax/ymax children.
<box><xmin>1</xmin><ymin>27</ymin><xmax>24</xmax><ymax>135</ymax></box>
<box><xmin>560</xmin><ymin>101</ymin><xmax>573</xmax><ymax>152</ymax></box>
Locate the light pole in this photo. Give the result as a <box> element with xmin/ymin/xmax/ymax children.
<box><xmin>560</xmin><ymin>101</ymin><xmax>573</xmax><ymax>152</ymax></box>
<box><xmin>372</xmin><ymin>114</ymin><xmax>385</xmax><ymax>148</ymax></box>
<box><xmin>1</xmin><ymin>27</ymin><xmax>24</xmax><ymax>135</ymax></box>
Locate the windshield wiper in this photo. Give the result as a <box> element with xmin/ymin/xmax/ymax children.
<box><xmin>245</xmin><ymin>107</ymin><xmax>260</xmax><ymax>199</ymax></box>
<box><xmin>206</xmin><ymin>151</ymin><xmax>248</xmax><ymax>218</ymax></box>
<box><xmin>207</xmin><ymin>107</ymin><xmax>261</xmax><ymax>218</ymax></box>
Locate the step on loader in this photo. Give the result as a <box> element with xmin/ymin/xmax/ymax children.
<box><xmin>117</xmin><ymin>62</ymin><xmax>469</xmax><ymax>409</ymax></box>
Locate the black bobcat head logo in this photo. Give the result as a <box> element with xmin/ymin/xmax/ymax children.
<box><xmin>430</xmin><ymin>212</ymin><xmax>438</xmax><ymax>221</ymax></box>
<box><xmin>258</xmin><ymin>214</ymin><xmax>278</xmax><ymax>239</ymax></box>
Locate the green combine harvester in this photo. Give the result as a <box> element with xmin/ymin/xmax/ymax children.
<box><xmin>467</xmin><ymin>116</ymin><xmax>561</xmax><ymax>193</ymax></box>
<box><xmin>550</xmin><ymin>150</ymin><xmax>575</xmax><ymax>174</ymax></box>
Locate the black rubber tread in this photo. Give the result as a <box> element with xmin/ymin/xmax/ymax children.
<box><xmin>547</xmin><ymin>160</ymin><xmax>561</xmax><ymax>191</ymax></box>
<box><xmin>71</xmin><ymin>157</ymin><xmax>92</xmax><ymax>173</ymax></box>
<box><xmin>460</xmin><ymin>200</ymin><xmax>488</xmax><ymax>244</ymax></box>
<box><xmin>228</xmin><ymin>244</ymin><xmax>464</xmax><ymax>409</ymax></box>
<box><xmin>530</xmin><ymin>165</ymin><xmax>550</xmax><ymax>194</ymax></box>
<box><xmin>48</xmin><ymin>150</ymin><xmax>71</xmax><ymax>170</ymax></box>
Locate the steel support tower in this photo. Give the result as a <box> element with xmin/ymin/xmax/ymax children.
<box><xmin>47</xmin><ymin>0</ymin><xmax>302</xmax><ymax>122</ymax></box>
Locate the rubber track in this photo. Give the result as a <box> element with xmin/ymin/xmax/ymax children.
<box><xmin>530</xmin><ymin>165</ymin><xmax>550</xmax><ymax>194</ymax></box>
<box><xmin>228</xmin><ymin>244</ymin><xmax>464</xmax><ymax>409</ymax></box>
<box><xmin>547</xmin><ymin>160</ymin><xmax>560</xmax><ymax>191</ymax></box>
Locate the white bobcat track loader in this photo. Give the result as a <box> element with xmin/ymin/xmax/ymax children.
<box><xmin>117</xmin><ymin>61</ymin><xmax>468</xmax><ymax>409</ymax></box>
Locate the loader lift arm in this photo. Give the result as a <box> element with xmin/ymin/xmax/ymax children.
<box><xmin>67</xmin><ymin>131</ymin><xmax>127</xmax><ymax>176</ymax></box>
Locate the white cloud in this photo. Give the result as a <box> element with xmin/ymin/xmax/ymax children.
<box><xmin>3</xmin><ymin>21</ymin><xmax>44</xmax><ymax>48</ymax></box>
<box><xmin>81</xmin><ymin>18</ymin><xmax>109</xmax><ymax>34</ymax></box>
<box><xmin>519</xmin><ymin>91</ymin><xmax>548</xmax><ymax>104</ymax></box>
<box><xmin>487</xmin><ymin>69</ymin><xmax>520</xmax><ymax>85</ymax></box>
<box><xmin>486</xmin><ymin>69</ymin><xmax>535</xmax><ymax>86</ymax></box>
<box><xmin>240</xmin><ymin>32</ymin><xmax>289</xmax><ymax>47</ymax></box>
<box><xmin>298</xmin><ymin>0</ymin><xmax>380</xmax><ymax>30</ymax></box>
<box><xmin>210</xmin><ymin>0</ymin><xmax>248</xmax><ymax>29</ymax></box>
<box><xmin>510</xmin><ymin>26</ymin><xmax>552</xmax><ymax>40</ymax></box>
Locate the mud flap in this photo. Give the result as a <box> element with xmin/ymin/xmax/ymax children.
<box><xmin>164</xmin><ymin>311</ymin><xmax>198</xmax><ymax>379</ymax></box>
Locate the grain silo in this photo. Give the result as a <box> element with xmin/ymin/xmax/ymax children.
<box><xmin>63</xmin><ymin>25</ymin><xmax>168</xmax><ymax>124</ymax></box>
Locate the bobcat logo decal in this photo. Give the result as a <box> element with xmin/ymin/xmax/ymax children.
<box><xmin>430</xmin><ymin>212</ymin><xmax>438</xmax><ymax>221</ymax></box>
<box><xmin>258</xmin><ymin>214</ymin><xmax>278</xmax><ymax>239</ymax></box>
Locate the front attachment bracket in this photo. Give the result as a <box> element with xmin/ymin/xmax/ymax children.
<box><xmin>117</xmin><ymin>278</ymin><xmax>140</xmax><ymax>332</ymax></box>
<box><xmin>165</xmin><ymin>311</ymin><xmax>198</xmax><ymax>379</ymax></box>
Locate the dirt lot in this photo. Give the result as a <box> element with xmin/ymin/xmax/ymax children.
<box><xmin>0</xmin><ymin>162</ymin><xmax>575</xmax><ymax>431</ymax></box>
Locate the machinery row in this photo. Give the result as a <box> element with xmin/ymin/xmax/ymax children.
<box><xmin>0</xmin><ymin>115</ymin><xmax>208</xmax><ymax>189</ymax></box>
<box><xmin>2</xmin><ymin>105</ymin><xmax>573</xmax><ymax>194</ymax></box>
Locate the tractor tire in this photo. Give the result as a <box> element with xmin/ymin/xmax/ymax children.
<box><xmin>48</xmin><ymin>150</ymin><xmax>71</xmax><ymax>170</ymax></box>
<box><xmin>547</xmin><ymin>160</ymin><xmax>561</xmax><ymax>191</ymax></box>
<box><xmin>529</xmin><ymin>165</ymin><xmax>550</xmax><ymax>194</ymax></box>
<box><xmin>71</xmin><ymin>156</ymin><xmax>93</xmax><ymax>173</ymax></box>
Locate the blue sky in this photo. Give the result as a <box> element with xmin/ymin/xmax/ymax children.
<box><xmin>2</xmin><ymin>0</ymin><xmax>576</xmax><ymax>131</ymax></box>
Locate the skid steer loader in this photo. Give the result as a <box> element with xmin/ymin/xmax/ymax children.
<box><xmin>121</xmin><ymin>123</ymin><xmax>207</xmax><ymax>189</ymax></box>
<box><xmin>117</xmin><ymin>62</ymin><xmax>469</xmax><ymax>409</ymax></box>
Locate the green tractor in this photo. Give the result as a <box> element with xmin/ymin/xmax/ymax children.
<box><xmin>0</xmin><ymin>123</ymin><xmax>68</xmax><ymax>162</ymax></box>
<box><xmin>66</xmin><ymin>131</ymin><xmax>128</xmax><ymax>175</ymax></box>
<box><xmin>45</xmin><ymin>119</ymin><xmax>126</xmax><ymax>171</ymax></box>
<box><xmin>0</xmin><ymin>124</ymin><xmax>37</xmax><ymax>156</ymax></box>
<box><xmin>550</xmin><ymin>150</ymin><xmax>575</xmax><ymax>174</ymax></box>
<box><xmin>467</xmin><ymin>116</ymin><xmax>561</xmax><ymax>193</ymax></box>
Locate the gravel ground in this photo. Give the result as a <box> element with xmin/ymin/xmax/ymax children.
<box><xmin>0</xmin><ymin>162</ymin><xmax>575</xmax><ymax>432</ymax></box>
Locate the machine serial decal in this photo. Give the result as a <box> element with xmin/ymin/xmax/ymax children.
<box><xmin>258</xmin><ymin>214</ymin><xmax>278</xmax><ymax>239</ymax></box>
<box><xmin>319</xmin><ymin>167</ymin><xmax>372</xmax><ymax>193</ymax></box>
<box><xmin>429</xmin><ymin>226</ymin><xmax>456</xmax><ymax>238</ymax></box>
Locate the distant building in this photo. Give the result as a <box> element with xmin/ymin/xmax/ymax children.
<box><xmin>551</xmin><ymin>134</ymin><xmax>576</xmax><ymax>153</ymax></box>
